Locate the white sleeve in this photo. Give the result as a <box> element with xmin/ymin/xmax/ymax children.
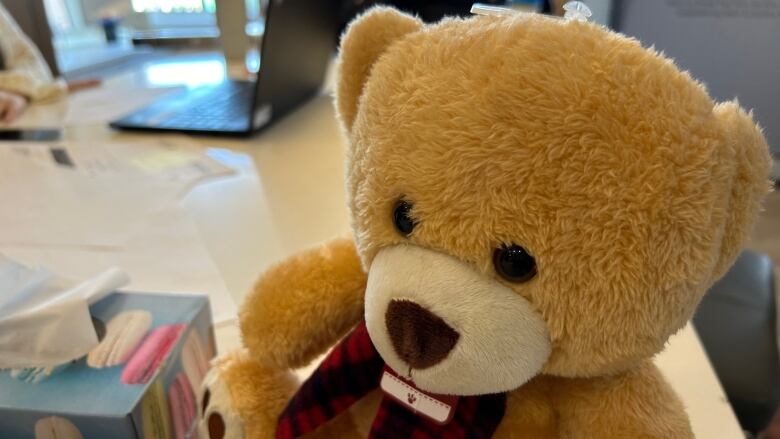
<box><xmin>0</xmin><ymin>4</ymin><xmax>66</xmax><ymax>102</ymax></box>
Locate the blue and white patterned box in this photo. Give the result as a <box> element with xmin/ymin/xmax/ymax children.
<box><xmin>0</xmin><ymin>292</ymin><xmax>215</xmax><ymax>439</ymax></box>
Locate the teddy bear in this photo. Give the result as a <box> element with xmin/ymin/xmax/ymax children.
<box><xmin>197</xmin><ymin>6</ymin><xmax>772</xmax><ymax>439</ymax></box>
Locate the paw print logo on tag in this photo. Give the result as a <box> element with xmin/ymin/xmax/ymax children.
<box><xmin>381</xmin><ymin>367</ymin><xmax>460</xmax><ymax>425</ymax></box>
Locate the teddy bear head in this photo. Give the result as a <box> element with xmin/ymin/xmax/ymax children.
<box><xmin>335</xmin><ymin>7</ymin><xmax>771</xmax><ymax>396</ymax></box>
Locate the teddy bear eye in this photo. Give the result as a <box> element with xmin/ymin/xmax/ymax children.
<box><xmin>493</xmin><ymin>244</ymin><xmax>537</xmax><ymax>283</ymax></box>
<box><xmin>392</xmin><ymin>200</ymin><xmax>416</xmax><ymax>236</ymax></box>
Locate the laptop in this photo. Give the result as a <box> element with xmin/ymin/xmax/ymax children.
<box><xmin>110</xmin><ymin>0</ymin><xmax>338</xmax><ymax>136</ymax></box>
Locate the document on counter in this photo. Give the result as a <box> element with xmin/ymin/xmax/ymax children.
<box><xmin>0</xmin><ymin>154</ymin><xmax>181</xmax><ymax>247</ymax></box>
<box><xmin>0</xmin><ymin>141</ymin><xmax>240</xmax><ymax>322</ymax></box>
<box><xmin>64</xmin><ymin>86</ymin><xmax>182</xmax><ymax>126</ymax></box>
<box><xmin>3</xmin><ymin>141</ymin><xmax>234</xmax><ymax>187</ymax></box>
<box><xmin>2</xmin><ymin>207</ymin><xmax>237</xmax><ymax>324</ymax></box>
<box><xmin>0</xmin><ymin>141</ymin><xmax>235</xmax><ymax>247</ymax></box>
<box><xmin>7</xmin><ymin>86</ymin><xmax>181</xmax><ymax>128</ymax></box>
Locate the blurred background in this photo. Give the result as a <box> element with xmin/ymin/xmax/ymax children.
<box><xmin>4</xmin><ymin>0</ymin><xmax>777</xmax><ymax>170</ymax></box>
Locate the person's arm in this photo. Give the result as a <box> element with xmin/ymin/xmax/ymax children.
<box><xmin>0</xmin><ymin>4</ymin><xmax>66</xmax><ymax>103</ymax></box>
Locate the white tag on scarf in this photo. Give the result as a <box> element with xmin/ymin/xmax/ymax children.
<box><xmin>380</xmin><ymin>366</ymin><xmax>459</xmax><ymax>425</ymax></box>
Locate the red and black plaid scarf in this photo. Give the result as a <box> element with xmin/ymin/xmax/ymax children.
<box><xmin>277</xmin><ymin>322</ymin><xmax>506</xmax><ymax>438</ymax></box>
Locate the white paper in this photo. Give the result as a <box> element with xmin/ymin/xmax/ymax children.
<box><xmin>65</xmin><ymin>86</ymin><xmax>182</xmax><ymax>126</ymax></box>
<box><xmin>0</xmin><ymin>140</ymin><xmax>239</xmax><ymax>323</ymax></box>
<box><xmin>2</xmin><ymin>206</ymin><xmax>237</xmax><ymax>324</ymax></box>
<box><xmin>5</xmin><ymin>86</ymin><xmax>181</xmax><ymax>128</ymax></box>
<box><xmin>3</xmin><ymin>141</ymin><xmax>235</xmax><ymax>189</ymax></box>
<box><xmin>4</xmin><ymin>100</ymin><xmax>67</xmax><ymax>130</ymax></box>
<box><xmin>0</xmin><ymin>255</ymin><xmax>129</xmax><ymax>369</ymax></box>
<box><xmin>0</xmin><ymin>153</ymin><xmax>182</xmax><ymax>247</ymax></box>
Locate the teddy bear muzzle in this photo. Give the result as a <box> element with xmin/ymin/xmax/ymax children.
<box><xmin>365</xmin><ymin>244</ymin><xmax>552</xmax><ymax>396</ymax></box>
<box><xmin>385</xmin><ymin>299</ymin><xmax>460</xmax><ymax>369</ymax></box>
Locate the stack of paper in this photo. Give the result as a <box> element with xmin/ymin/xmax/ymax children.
<box><xmin>0</xmin><ymin>153</ymin><xmax>180</xmax><ymax>247</ymax></box>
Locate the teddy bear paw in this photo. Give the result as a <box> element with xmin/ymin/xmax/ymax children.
<box><xmin>197</xmin><ymin>367</ymin><xmax>245</xmax><ymax>439</ymax></box>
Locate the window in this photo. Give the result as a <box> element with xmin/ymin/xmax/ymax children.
<box><xmin>131</xmin><ymin>0</ymin><xmax>251</xmax><ymax>15</ymax></box>
<box><xmin>131</xmin><ymin>0</ymin><xmax>209</xmax><ymax>13</ymax></box>
<box><xmin>43</xmin><ymin>0</ymin><xmax>84</xmax><ymax>34</ymax></box>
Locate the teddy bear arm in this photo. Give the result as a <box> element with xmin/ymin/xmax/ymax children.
<box><xmin>553</xmin><ymin>361</ymin><xmax>693</xmax><ymax>439</ymax></box>
<box><xmin>199</xmin><ymin>349</ymin><xmax>299</xmax><ymax>439</ymax></box>
<box><xmin>239</xmin><ymin>237</ymin><xmax>368</xmax><ymax>370</ymax></box>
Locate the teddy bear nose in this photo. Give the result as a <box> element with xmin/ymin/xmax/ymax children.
<box><xmin>385</xmin><ymin>299</ymin><xmax>459</xmax><ymax>369</ymax></box>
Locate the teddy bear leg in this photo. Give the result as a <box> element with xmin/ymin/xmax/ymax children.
<box><xmin>198</xmin><ymin>349</ymin><xmax>298</xmax><ymax>439</ymax></box>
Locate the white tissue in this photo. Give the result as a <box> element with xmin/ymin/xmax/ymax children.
<box><xmin>0</xmin><ymin>254</ymin><xmax>129</xmax><ymax>369</ymax></box>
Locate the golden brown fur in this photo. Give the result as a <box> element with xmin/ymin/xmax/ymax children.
<box><xmin>343</xmin><ymin>9</ymin><xmax>771</xmax><ymax>378</ymax></box>
<box><xmin>201</xmin><ymin>7</ymin><xmax>772</xmax><ymax>438</ymax></box>
<box><xmin>239</xmin><ymin>237</ymin><xmax>366</xmax><ymax>370</ymax></box>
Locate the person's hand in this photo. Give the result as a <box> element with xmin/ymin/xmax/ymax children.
<box><xmin>67</xmin><ymin>78</ymin><xmax>101</xmax><ymax>93</ymax></box>
<box><xmin>0</xmin><ymin>90</ymin><xmax>28</xmax><ymax>123</ymax></box>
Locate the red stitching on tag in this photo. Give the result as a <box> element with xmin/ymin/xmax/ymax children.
<box><xmin>385</xmin><ymin>373</ymin><xmax>450</xmax><ymax>410</ymax></box>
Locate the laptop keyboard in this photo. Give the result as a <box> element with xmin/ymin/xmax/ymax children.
<box><xmin>143</xmin><ymin>81</ymin><xmax>254</xmax><ymax>132</ymax></box>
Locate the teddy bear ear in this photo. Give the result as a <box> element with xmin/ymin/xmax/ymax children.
<box><xmin>710</xmin><ymin>101</ymin><xmax>774</xmax><ymax>280</ymax></box>
<box><xmin>335</xmin><ymin>7</ymin><xmax>423</xmax><ymax>133</ymax></box>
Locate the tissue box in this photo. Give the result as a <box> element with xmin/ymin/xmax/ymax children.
<box><xmin>0</xmin><ymin>292</ymin><xmax>215</xmax><ymax>439</ymax></box>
